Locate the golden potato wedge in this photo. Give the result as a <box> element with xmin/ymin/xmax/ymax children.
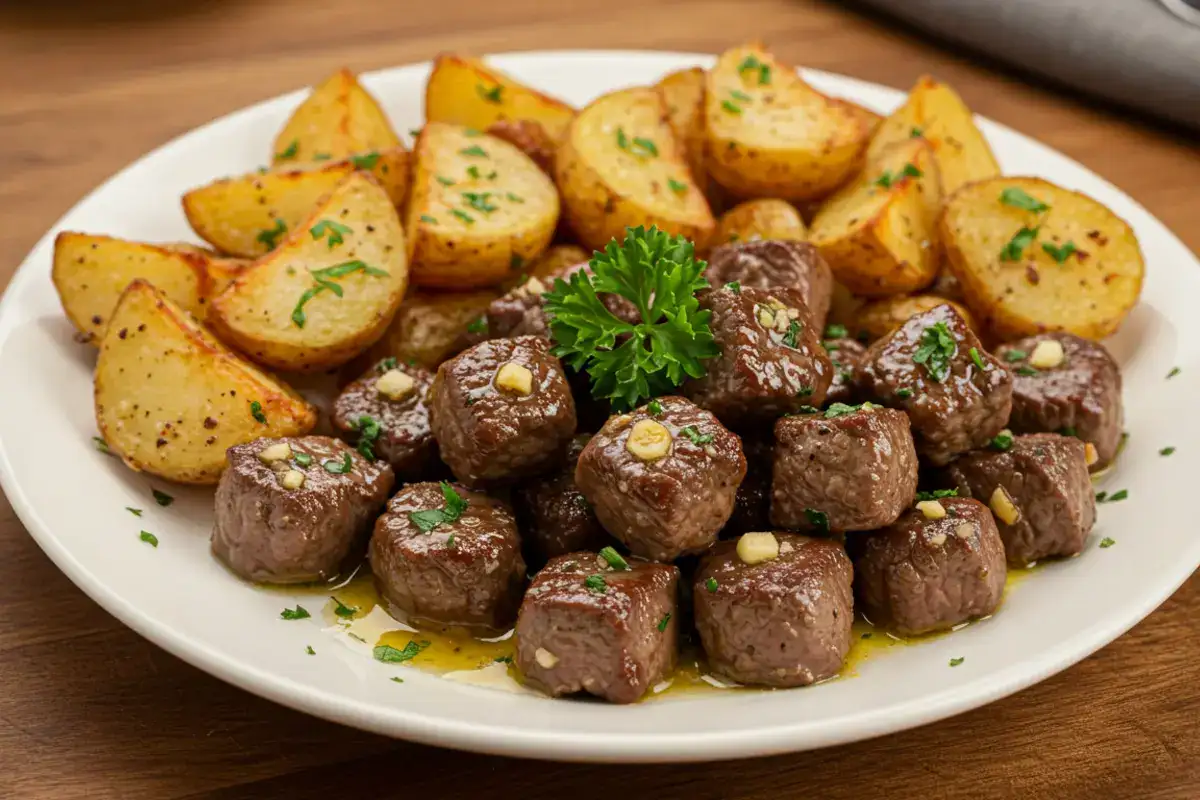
<box><xmin>868</xmin><ymin>76</ymin><xmax>1000</xmax><ymax>199</ymax></box>
<box><xmin>52</xmin><ymin>232</ymin><xmax>213</xmax><ymax>344</ymax></box>
<box><xmin>853</xmin><ymin>293</ymin><xmax>978</xmax><ymax>342</ymax></box>
<box><xmin>712</xmin><ymin>198</ymin><xmax>808</xmax><ymax>247</ymax></box>
<box><xmin>406</xmin><ymin>123</ymin><xmax>559</xmax><ymax>289</ymax></box>
<box><xmin>95</xmin><ymin>280</ymin><xmax>317</xmax><ymax>484</ymax></box>
<box><xmin>425</xmin><ymin>53</ymin><xmax>576</xmax><ymax>143</ymax></box>
<box><xmin>940</xmin><ymin>177</ymin><xmax>1144</xmax><ymax>340</ymax></box>
<box><xmin>809</xmin><ymin>137</ymin><xmax>942</xmax><ymax>296</ymax></box>
<box><xmin>485</xmin><ymin>119</ymin><xmax>557</xmax><ymax>175</ymax></box>
<box><xmin>556</xmin><ymin>87</ymin><xmax>714</xmax><ymax>252</ymax></box>
<box><xmin>358</xmin><ymin>287</ymin><xmax>501</xmax><ymax>372</ymax></box>
<box><xmin>208</xmin><ymin>173</ymin><xmax>409</xmax><ymax>372</ymax></box>
<box><xmin>272</xmin><ymin>68</ymin><xmax>401</xmax><ymax>165</ymax></box>
<box><xmin>656</xmin><ymin>68</ymin><xmax>715</xmax><ymax>200</ymax></box>
<box><xmin>204</xmin><ymin>256</ymin><xmax>252</xmax><ymax>295</ymax></box>
<box><xmin>704</xmin><ymin>43</ymin><xmax>869</xmax><ymax>202</ymax></box>
<box><xmin>183</xmin><ymin>148</ymin><xmax>408</xmax><ymax>258</ymax></box>
<box><xmin>829</xmin><ymin>97</ymin><xmax>884</xmax><ymax>139</ymax></box>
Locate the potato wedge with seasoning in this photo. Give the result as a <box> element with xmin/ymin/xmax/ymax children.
<box><xmin>406</xmin><ymin>123</ymin><xmax>559</xmax><ymax>289</ymax></box>
<box><xmin>656</xmin><ymin>67</ymin><xmax>715</xmax><ymax>203</ymax></box>
<box><xmin>867</xmin><ymin>76</ymin><xmax>999</xmax><ymax>199</ymax></box>
<box><xmin>556</xmin><ymin>87</ymin><xmax>714</xmax><ymax>252</ymax></box>
<box><xmin>809</xmin><ymin>137</ymin><xmax>942</xmax><ymax>296</ymax></box>
<box><xmin>272</xmin><ymin>68</ymin><xmax>401</xmax><ymax>165</ymax></box>
<box><xmin>208</xmin><ymin>172</ymin><xmax>409</xmax><ymax>372</ymax></box>
<box><xmin>829</xmin><ymin>97</ymin><xmax>884</xmax><ymax>140</ymax></box>
<box><xmin>940</xmin><ymin>177</ymin><xmax>1144</xmax><ymax>340</ymax></box>
<box><xmin>95</xmin><ymin>280</ymin><xmax>317</xmax><ymax>484</ymax></box>
<box><xmin>424</xmin><ymin>53</ymin><xmax>576</xmax><ymax>142</ymax></box>
<box><xmin>704</xmin><ymin>43</ymin><xmax>869</xmax><ymax>202</ymax></box>
<box><xmin>182</xmin><ymin>148</ymin><xmax>408</xmax><ymax>258</ymax></box>
<box><xmin>712</xmin><ymin>198</ymin><xmax>808</xmax><ymax>247</ymax></box>
<box><xmin>852</xmin><ymin>293</ymin><xmax>978</xmax><ymax>342</ymax></box>
<box><xmin>355</xmin><ymin>287</ymin><xmax>501</xmax><ymax>372</ymax></box>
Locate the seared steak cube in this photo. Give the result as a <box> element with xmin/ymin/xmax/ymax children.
<box><xmin>997</xmin><ymin>333</ymin><xmax>1123</xmax><ymax>470</ymax></box>
<box><xmin>514</xmin><ymin>434</ymin><xmax>612</xmax><ymax>566</ymax></box>
<box><xmin>331</xmin><ymin>359</ymin><xmax>437</xmax><ymax>481</ymax></box>
<box><xmin>704</xmin><ymin>240</ymin><xmax>834</xmax><ymax>330</ymax></box>
<box><xmin>823</xmin><ymin>336</ymin><xmax>866</xmax><ymax>405</ymax></box>
<box><xmin>771</xmin><ymin>404</ymin><xmax>918</xmax><ymax>533</ymax></box>
<box><xmin>212</xmin><ymin>436</ymin><xmax>393</xmax><ymax>584</ymax></box>
<box><xmin>852</xmin><ymin>497</ymin><xmax>1006</xmax><ymax>635</ymax></box>
<box><xmin>576</xmin><ymin>396</ymin><xmax>746</xmax><ymax>561</ymax></box>
<box><xmin>516</xmin><ymin>553</ymin><xmax>679</xmax><ymax>704</ymax></box>
<box><xmin>856</xmin><ymin>303</ymin><xmax>1012</xmax><ymax>465</ymax></box>
<box><xmin>487</xmin><ymin>262</ymin><xmax>637</xmax><ymax>340</ymax></box>
<box><xmin>721</xmin><ymin>436</ymin><xmax>772</xmax><ymax>538</ymax></box>
<box><xmin>370</xmin><ymin>481</ymin><xmax>526</xmax><ymax>632</ymax></box>
<box><xmin>943</xmin><ymin>433</ymin><xmax>1096</xmax><ymax>565</ymax></box>
<box><xmin>694</xmin><ymin>533</ymin><xmax>853</xmax><ymax>687</ymax></box>
<box><xmin>429</xmin><ymin>336</ymin><xmax>576</xmax><ymax>486</ymax></box>
<box><xmin>682</xmin><ymin>286</ymin><xmax>833</xmax><ymax>428</ymax></box>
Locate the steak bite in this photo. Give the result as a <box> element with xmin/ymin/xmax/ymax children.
<box><xmin>486</xmin><ymin>262</ymin><xmax>637</xmax><ymax>340</ymax></box>
<box><xmin>212</xmin><ymin>436</ymin><xmax>394</xmax><ymax>584</ymax></box>
<box><xmin>514</xmin><ymin>434</ymin><xmax>612</xmax><ymax>566</ymax></box>
<box><xmin>997</xmin><ymin>333</ymin><xmax>1123</xmax><ymax>470</ymax></box>
<box><xmin>694</xmin><ymin>533</ymin><xmax>853</xmax><ymax>687</ymax></box>
<box><xmin>771</xmin><ymin>404</ymin><xmax>918</xmax><ymax>533</ymax></box>
<box><xmin>704</xmin><ymin>240</ymin><xmax>834</xmax><ymax>330</ymax></box>
<box><xmin>852</xmin><ymin>497</ymin><xmax>1007</xmax><ymax>635</ymax></box>
<box><xmin>682</xmin><ymin>286</ymin><xmax>834</xmax><ymax>428</ymax></box>
<box><xmin>722</xmin><ymin>436</ymin><xmax>772</xmax><ymax>538</ymax></box>
<box><xmin>428</xmin><ymin>336</ymin><xmax>577</xmax><ymax>486</ymax></box>
<box><xmin>370</xmin><ymin>481</ymin><xmax>526</xmax><ymax>633</ymax></box>
<box><xmin>516</xmin><ymin>552</ymin><xmax>679</xmax><ymax>704</ymax></box>
<box><xmin>576</xmin><ymin>396</ymin><xmax>746</xmax><ymax>562</ymax></box>
<box><xmin>331</xmin><ymin>359</ymin><xmax>437</xmax><ymax>481</ymax></box>
<box><xmin>943</xmin><ymin>433</ymin><xmax>1096</xmax><ymax>565</ymax></box>
<box><xmin>823</xmin><ymin>336</ymin><xmax>866</xmax><ymax>405</ymax></box>
<box><xmin>856</xmin><ymin>303</ymin><xmax>1012</xmax><ymax>465</ymax></box>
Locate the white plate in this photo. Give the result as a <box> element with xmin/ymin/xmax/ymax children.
<box><xmin>1</xmin><ymin>51</ymin><xmax>1197</xmax><ymax>763</ymax></box>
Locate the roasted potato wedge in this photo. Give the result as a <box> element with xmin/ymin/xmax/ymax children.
<box><xmin>809</xmin><ymin>138</ymin><xmax>942</xmax><ymax>296</ymax></box>
<box><xmin>406</xmin><ymin>123</ymin><xmax>559</xmax><ymax>289</ymax></box>
<box><xmin>853</xmin><ymin>293</ymin><xmax>978</xmax><ymax>342</ymax></box>
<box><xmin>53</xmin><ymin>233</ymin><xmax>213</xmax><ymax>344</ymax></box>
<box><xmin>712</xmin><ymin>198</ymin><xmax>808</xmax><ymax>247</ymax></box>
<box><xmin>95</xmin><ymin>280</ymin><xmax>317</xmax><ymax>484</ymax></box>
<box><xmin>183</xmin><ymin>149</ymin><xmax>409</xmax><ymax>258</ymax></box>
<box><xmin>704</xmin><ymin>43</ymin><xmax>869</xmax><ymax>201</ymax></box>
<box><xmin>940</xmin><ymin>177</ymin><xmax>1144</xmax><ymax>340</ymax></box>
<box><xmin>829</xmin><ymin>97</ymin><xmax>884</xmax><ymax>139</ymax></box>
<box><xmin>556</xmin><ymin>87</ymin><xmax>714</xmax><ymax>251</ymax></box>
<box><xmin>204</xmin><ymin>256</ymin><xmax>252</xmax><ymax>295</ymax></box>
<box><xmin>358</xmin><ymin>288</ymin><xmax>501</xmax><ymax>371</ymax></box>
<box><xmin>208</xmin><ymin>173</ymin><xmax>409</xmax><ymax>372</ymax></box>
<box><xmin>425</xmin><ymin>54</ymin><xmax>576</xmax><ymax>142</ymax></box>
<box><xmin>868</xmin><ymin>76</ymin><xmax>999</xmax><ymax>199</ymax></box>
<box><xmin>272</xmin><ymin>68</ymin><xmax>401</xmax><ymax>165</ymax></box>
<box><xmin>656</xmin><ymin>68</ymin><xmax>714</xmax><ymax>201</ymax></box>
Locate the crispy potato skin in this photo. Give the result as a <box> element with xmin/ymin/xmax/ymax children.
<box><xmin>868</xmin><ymin>76</ymin><xmax>999</xmax><ymax>200</ymax></box>
<box><xmin>809</xmin><ymin>138</ymin><xmax>942</xmax><ymax>296</ymax></box>
<box><xmin>406</xmin><ymin>123</ymin><xmax>559</xmax><ymax>289</ymax></box>
<box><xmin>208</xmin><ymin>172</ymin><xmax>409</xmax><ymax>372</ymax></box>
<box><xmin>853</xmin><ymin>293</ymin><xmax>978</xmax><ymax>342</ymax></box>
<box><xmin>182</xmin><ymin>149</ymin><xmax>409</xmax><ymax>257</ymax></box>
<box><xmin>425</xmin><ymin>54</ymin><xmax>575</xmax><ymax>142</ymax></box>
<box><xmin>940</xmin><ymin>177</ymin><xmax>1144</xmax><ymax>340</ymax></box>
<box><xmin>656</xmin><ymin>67</ymin><xmax>723</xmax><ymax>209</ymax></box>
<box><xmin>555</xmin><ymin>87</ymin><xmax>714</xmax><ymax>252</ymax></box>
<box><xmin>703</xmin><ymin>43</ymin><xmax>869</xmax><ymax>202</ymax></box>
<box><xmin>356</xmin><ymin>288</ymin><xmax>500</xmax><ymax>372</ymax></box>
<box><xmin>95</xmin><ymin>281</ymin><xmax>317</xmax><ymax>484</ymax></box>
<box><xmin>485</xmin><ymin>119</ymin><xmax>557</xmax><ymax>175</ymax></box>
<box><xmin>828</xmin><ymin>97</ymin><xmax>884</xmax><ymax>139</ymax></box>
<box><xmin>711</xmin><ymin>199</ymin><xmax>808</xmax><ymax>249</ymax></box>
<box><xmin>272</xmin><ymin>68</ymin><xmax>401</xmax><ymax>165</ymax></box>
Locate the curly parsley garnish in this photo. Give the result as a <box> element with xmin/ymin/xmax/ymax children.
<box><xmin>543</xmin><ymin>226</ymin><xmax>718</xmax><ymax>410</ymax></box>
<box><xmin>408</xmin><ymin>481</ymin><xmax>469</xmax><ymax>533</ymax></box>
<box><xmin>913</xmin><ymin>322</ymin><xmax>956</xmax><ymax>382</ymax></box>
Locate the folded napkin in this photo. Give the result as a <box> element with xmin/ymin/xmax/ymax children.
<box><xmin>848</xmin><ymin>0</ymin><xmax>1200</xmax><ymax>129</ymax></box>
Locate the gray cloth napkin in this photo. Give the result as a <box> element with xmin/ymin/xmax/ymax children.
<box><xmin>848</xmin><ymin>0</ymin><xmax>1200</xmax><ymax>130</ymax></box>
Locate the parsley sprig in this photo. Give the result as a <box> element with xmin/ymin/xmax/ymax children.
<box><xmin>543</xmin><ymin>226</ymin><xmax>718</xmax><ymax>410</ymax></box>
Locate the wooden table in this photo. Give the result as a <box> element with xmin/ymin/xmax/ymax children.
<box><xmin>1</xmin><ymin>1</ymin><xmax>1197</xmax><ymax>797</ymax></box>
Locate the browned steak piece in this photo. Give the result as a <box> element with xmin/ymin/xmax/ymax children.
<box><xmin>515</xmin><ymin>552</ymin><xmax>679</xmax><ymax>704</ymax></box>
<box><xmin>428</xmin><ymin>336</ymin><xmax>576</xmax><ymax>486</ymax></box>
<box><xmin>575</xmin><ymin>396</ymin><xmax>746</xmax><ymax>561</ymax></box>
<box><xmin>721</xmin><ymin>435</ymin><xmax>772</xmax><ymax>538</ymax></box>
<box><xmin>856</xmin><ymin>303</ymin><xmax>1012</xmax><ymax>465</ymax></box>
<box><xmin>369</xmin><ymin>481</ymin><xmax>526</xmax><ymax>633</ymax></box>
<box><xmin>943</xmin><ymin>433</ymin><xmax>1096</xmax><ymax>565</ymax></box>
<box><xmin>514</xmin><ymin>434</ymin><xmax>612</xmax><ymax>567</ymax></box>
<box><xmin>212</xmin><ymin>436</ymin><xmax>393</xmax><ymax>584</ymax></box>
<box><xmin>487</xmin><ymin>262</ymin><xmax>637</xmax><ymax>341</ymax></box>
<box><xmin>693</xmin><ymin>533</ymin><xmax>853</xmax><ymax>687</ymax></box>
<box><xmin>704</xmin><ymin>240</ymin><xmax>834</xmax><ymax>330</ymax></box>
<box><xmin>823</xmin><ymin>336</ymin><xmax>866</xmax><ymax>405</ymax></box>
<box><xmin>771</xmin><ymin>404</ymin><xmax>918</xmax><ymax>533</ymax></box>
<box><xmin>331</xmin><ymin>358</ymin><xmax>438</xmax><ymax>481</ymax></box>
<box><xmin>852</xmin><ymin>497</ymin><xmax>1006</xmax><ymax>635</ymax></box>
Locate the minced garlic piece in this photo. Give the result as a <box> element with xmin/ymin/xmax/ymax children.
<box><xmin>495</xmin><ymin>362</ymin><xmax>534</xmax><ymax>395</ymax></box>
<box><xmin>1084</xmin><ymin>442</ymin><xmax>1098</xmax><ymax>466</ymax></box>
<box><xmin>737</xmin><ymin>532</ymin><xmax>780</xmax><ymax>565</ymax></box>
<box><xmin>1029</xmin><ymin>339</ymin><xmax>1065</xmax><ymax>369</ymax></box>
<box><xmin>626</xmin><ymin>419</ymin><xmax>672</xmax><ymax>461</ymax></box>
<box><xmin>534</xmin><ymin>647</ymin><xmax>559</xmax><ymax>669</ymax></box>
<box><xmin>257</xmin><ymin>442</ymin><xmax>292</xmax><ymax>463</ymax></box>
<box><xmin>279</xmin><ymin>469</ymin><xmax>306</xmax><ymax>490</ymax></box>
<box><xmin>989</xmin><ymin>485</ymin><xmax>1021</xmax><ymax>525</ymax></box>
<box><xmin>376</xmin><ymin>368</ymin><xmax>416</xmax><ymax>401</ymax></box>
<box><xmin>916</xmin><ymin>500</ymin><xmax>947</xmax><ymax>519</ymax></box>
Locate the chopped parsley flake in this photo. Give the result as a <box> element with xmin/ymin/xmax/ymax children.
<box><xmin>991</xmin><ymin>431</ymin><xmax>1014</xmax><ymax>451</ymax></box>
<box><xmin>437</xmin><ymin>175</ymin><xmax>455</xmax><ymax>186</ymax></box>
<box><xmin>667</xmin><ymin>178</ymin><xmax>688</xmax><ymax>194</ymax></box>
<box><xmin>476</xmin><ymin>84</ymin><xmax>503</xmax><ymax>103</ymax></box>
<box><xmin>895</xmin><ymin>388</ymin><xmax>913</xmax><ymax>399</ymax></box>
<box><xmin>705</xmin><ymin>577</ymin><xmax>719</xmax><ymax>593</ymax></box>
<box><xmin>152</xmin><ymin>489</ymin><xmax>174</xmax><ymax>507</ymax></box>
<box><xmin>599</xmin><ymin>546</ymin><xmax>630</xmax><ymax>571</ymax></box>
<box><xmin>139</xmin><ymin>531</ymin><xmax>158</xmax><ymax>547</ymax></box>
<box><xmin>306</xmin><ymin>645</ymin><xmax>315</xmax><ymax>655</ymax></box>
<box><xmin>916</xmin><ymin>489</ymin><xmax>958</xmax><ymax>501</ymax></box>
<box><xmin>280</xmin><ymin>606</ymin><xmax>310</xmax><ymax>620</ymax></box>
<box><xmin>256</xmin><ymin>218</ymin><xmax>287</xmax><ymax>250</ymax></box>
<box><xmin>1160</xmin><ymin>446</ymin><xmax>1176</xmax><ymax>456</ymax></box>
<box><xmin>1167</xmin><ymin>367</ymin><xmax>1181</xmax><ymax>379</ymax></box>
<box><xmin>657</xmin><ymin>613</ymin><xmax>672</xmax><ymax>632</ymax></box>
<box><xmin>93</xmin><ymin>436</ymin><xmax>111</xmax><ymax>454</ymax></box>
<box><xmin>1099</xmin><ymin>537</ymin><xmax>1115</xmax><ymax>548</ymax></box>
<box><xmin>584</xmin><ymin>574</ymin><xmax>608</xmax><ymax>594</ymax></box>
<box><xmin>276</xmin><ymin>139</ymin><xmax>299</xmax><ymax>160</ymax></box>
<box><xmin>1000</xmin><ymin>226</ymin><xmax>1040</xmax><ymax>262</ymax></box>
<box><xmin>250</xmin><ymin>401</ymin><xmax>267</xmax><ymax>424</ymax></box>
<box><xmin>466</xmin><ymin>316</ymin><xmax>487</xmax><ymax>335</ymax></box>
<box><xmin>462</xmin><ymin>191</ymin><xmax>498</xmax><ymax>214</ymax></box>
<box><xmin>459</xmin><ymin>145</ymin><xmax>488</xmax><ymax>158</ymax></box>
<box><xmin>451</xmin><ymin>209</ymin><xmax>475</xmax><ymax>225</ymax></box>
<box><xmin>1042</xmin><ymin>241</ymin><xmax>1077</xmax><ymax>263</ymax></box>
<box><xmin>824</xmin><ymin>402</ymin><xmax>861</xmax><ymax>419</ymax></box>
<box><xmin>824</xmin><ymin>324</ymin><xmax>848</xmax><ymax>339</ymax></box>
<box><xmin>1016</xmin><ymin>366</ymin><xmax>1039</xmax><ymax>377</ymax></box>
<box><xmin>679</xmin><ymin>425</ymin><xmax>714</xmax><ymax>445</ymax></box>
<box><xmin>804</xmin><ymin>508</ymin><xmax>830</xmax><ymax>533</ymax></box>
<box><xmin>1000</xmin><ymin>187</ymin><xmax>1050</xmax><ymax>213</ymax></box>
<box><xmin>969</xmin><ymin>346</ymin><xmax>986</xmax><ymax>370</ymax></box>
<box><xmin>949</xmin><ymin>657</ymin><xmax>965</xmax><ymax>667</ymax></box>
<box><xmin>1003</xmin><ymin>349</ymin><xmax>1028</xmax><ymax>362</ymax></box>
<box><xmin>291</xmin><ymin>260</ymin><xmax>390</xmax><ymax>328</ymax></box>
<box><xmin>408</xmin><ymin>481</ymin><xmax>469</xmax><ymax>532</ymax></box>
<box><xmin>782</xmin><ymin>319</ymin><xmax>802</xmax><ymax>348</ymax></box>
<box><xmin>350</xmin><ymin>152</ymin><xmax>380</xmax><ymax>170</ymax></box>
<box><xmin>1097</xmin><ymin>489</ymin><xmax>1128</xmax><ymax>503</ymax></box>
<box><xmin>724</xmin><ymin>281</ymin><xmax>741</xmax><ymax>294</ymax></box>
<box><xmin>647</xmin><ymin>399</ymin><xmax>664</xmax><ymax>416</ymax></box>
<box><xmin>913</xmin><ymin>322</ymin><xmax>957</xmax><ymax>382</ymax></box>
<box><xmin>331</xmin><ymin>597</ymin><xmax>357</xmax><ymax>618</ymax></box>
<box><xmin>721</xmin><ymin>99</ymin><xmax>743</xmax><ymax>115</ymax></box>
<box><xmin>373</xmin><ymin>640</ymin><xmax>430</xmax><ymax>663</ymax></box>
<box><xmin>321</xmin><ymin>452</ymin><xmax>353</xmax><ymax>474</ymax></box>
<box><xmin>294</xmin><ymin>452</ymin><xmax>313</xmax><ymax>468</ymax></box>
<box><xmin>126</xmin><ymin>507</ymin><xmax>143</xmax><ymax>517</ymax></box>
<box><xmin>419</xmin><ymin>214</ymin><xmax>438</xmax><ymax>224</ymax></box>
<box><xmin>736</xmin><ymin>54</ymin><xmax>771</xmax><ymax>85</ymax></box>
<box><xmin>309</xmin><ymin>219</ymin><xmax>353</xmax><ymax>249</ymax></box>
<box><xmin>875</xmin><ymin>162</ymin><xmax>922</xmax><ymax>189</ymax></box>
<box><xmin>354</xmin><ymin>415</ymin><xmax>382</xmax><ymax>461</ymax></box>
<box><xmin>507</xmin><ymin>192</ymin><xmax>524</xmax><ymax>203</ymax></box>
<box><xmin>615</xmin><ymin>127</ymin><xmax>657</xmax><ymax>158</ymax></box>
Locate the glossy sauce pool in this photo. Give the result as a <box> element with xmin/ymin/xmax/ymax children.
<box><xmin>260</xmin><ymin>562</ymin><xmax>1043</xmax><ymax>699</ymax></box>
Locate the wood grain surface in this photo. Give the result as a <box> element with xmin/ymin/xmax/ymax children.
<box><xmin>1</xmin><ymin>1</ymin><xmax>1197</xmax><ymax>798</ymax></box>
